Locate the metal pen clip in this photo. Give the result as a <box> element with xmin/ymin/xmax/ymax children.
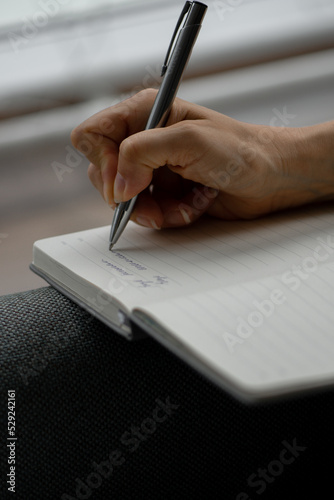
<box><xmin>161</xmin><ymin>1</ymin><xmax>192</xmax><ymax>77</ymax></box>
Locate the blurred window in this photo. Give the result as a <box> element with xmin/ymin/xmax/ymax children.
<box><xmin>0</xmin><ymin>1</ymin><xmax>162</xmax><ymax>28</ymax></box>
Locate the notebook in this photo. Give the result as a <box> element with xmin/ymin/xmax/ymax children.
<box><xmin>30</xmin><ymin>202</ymin><xmax>334</xmax><ymax>402</ymax></box>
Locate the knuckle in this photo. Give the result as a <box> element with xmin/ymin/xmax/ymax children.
<box><xmin>71</xmin><ymin>123</ymin><xmax>92</xmax><ymax>151</ymax></box>
<box><xmin>172</xmin><ymin>121</ymin><xmax>203</xmax><ymax>166</ymax></box>
<box><xmin>174</xmin><ymin>121</ymin><xmax>202</xmax><ymax>147</ymax></box>
<box><xmin>119</xmin><ymin>134</ymin><xmax>141</xmax><ymax>164</ymax></box>
<box><xmin>182</xmin><ymin>121</ymin><xmax>202</xmax><ymax>140</ymax></box>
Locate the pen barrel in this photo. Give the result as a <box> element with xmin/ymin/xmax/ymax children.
<box><xmin>145</xmin><ymin>9</ymin><xmax>206</xmax><ymax>131</ymax></box>
<box><xmin>186</xmin><ymin>2</ymin><xmax>208</xmax><ymax>26</ymax></box>
<box><xmin>109</xmin><ymin>2</ymin><xmax>207</xmax><ymax>249</ymax></box>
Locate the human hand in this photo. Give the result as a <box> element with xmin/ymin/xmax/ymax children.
<box><xmin>71</xmin><ymin>89</ymin><xmax>334</xmax><ymax>229</ymax></box>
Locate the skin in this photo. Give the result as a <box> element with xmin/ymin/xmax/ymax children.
<box><xmin>71</xmin><ymin>88</ymin><xmax>334</xmax><ymax>229</ymax></box>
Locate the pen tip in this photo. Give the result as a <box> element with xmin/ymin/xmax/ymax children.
<box><xmin>109</xmin><ymin>243</ymin><xmax>114</xmax><ymax>251</ymax></box>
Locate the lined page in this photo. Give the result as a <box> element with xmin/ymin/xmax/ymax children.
<box><xmin>133</xmin><ymin>203</ymin><xmax>334</xmax><ymax>397</ymax></box>
<box><xmin>139</xmin><ymin>260</ymin><xmax>334</xmax><ymax>398</ymax></box>
<box><xmin>33</xmin><ymin>203</ymin><xmax>334</xmax><ymax>314</ymax></box>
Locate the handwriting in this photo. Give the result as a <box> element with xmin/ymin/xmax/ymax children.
<box><xmin>134</xmin><ymin>276</ymin><xmax>169</xmax><ymax>288</ymax></box>
<box><xmin>111</xmin><ymin>251</ymin><xmax>147</xmax><ymax>271</ymax></box>
<box><xmin>101</xmin><ymin>259</ymin><xmax>133</xmax><ymax>277</ymax></box>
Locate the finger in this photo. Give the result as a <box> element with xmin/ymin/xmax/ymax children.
<box><xmin>71</xmin><ymin>90</ymin><xmax>161</xmax><ymax>204</ymax></box>
<box><xmin>71</xmin><ymin>89</ymin><xmax>160</xmax><ymax>155</ymax></box>
<box><xmin>114</xmin><ymin>120</ymin><xmax>208</xmax><ymax>202</ymax></box>
<box><xmin>87</xmin><ymin>163</ymin><xmax>117</xmax><ymax>206</ymax></box>
<box><xmin>71</xmin><ymin>90</ymin><xmax>209</xmax><ymax>205</ymax></box>
<box><xmin>87</xmin><ymin>163</ymin><xmax>103</xmax><ymax>194</ymax></box>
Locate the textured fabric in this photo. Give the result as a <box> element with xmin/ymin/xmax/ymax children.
<box><xmin>0</xmin><ymin>286</ymin><xmax>333</xmax><ymax>499</ymax></box>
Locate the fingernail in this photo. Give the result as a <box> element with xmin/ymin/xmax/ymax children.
<box><xmin>165</xmin><ymin>208</ymin><xmax>192</xmax><ymax>225</ymax></box>
<box><xmin>136</xmin><ymin>216</ymin><xmax>160</xmax><ymax>229</ymax></box>
<box><xmin>113</xmin><ymin>172</ymin><xmax>126</xmax><ymax>203</ymax></box>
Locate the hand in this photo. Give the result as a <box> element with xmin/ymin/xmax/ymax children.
<box><xmin>71</xmin><ymin>88</ymin><xmax>334</xmax><ymax>229</ymax></box>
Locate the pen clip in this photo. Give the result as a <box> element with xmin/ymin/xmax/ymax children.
<box><xmin>161</xmin><ymin>1</ymin><xmax>192</xmax><ymax>77</ymax></box>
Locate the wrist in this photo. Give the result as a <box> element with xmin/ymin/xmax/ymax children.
<box><xmin>291</xmin><ymin>122</ymin><xmax>334</xmax><ymax>198</ymax></box>
<box><xmin>271</xmin><ymin>121</ymin><xmax>334</xmax><ymax>207</ymax></box>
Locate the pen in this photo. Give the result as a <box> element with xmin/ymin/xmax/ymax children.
<box><xmin>109</xmin><ymin>1</ymin><xmax>207</xmax><ymax>250</ymax></box>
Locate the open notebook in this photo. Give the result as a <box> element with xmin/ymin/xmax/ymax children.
<box><xmin>30</xmin><ymin>202</ymin><xmax>334</xmax><ymax>401</ymax></box>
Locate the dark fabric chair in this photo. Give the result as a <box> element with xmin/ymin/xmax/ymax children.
<box><xmin>1</xmin><ymin>286</ymin><xmax>333</xmax><ymax>499</ymax></box>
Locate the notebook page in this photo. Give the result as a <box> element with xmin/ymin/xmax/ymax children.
<box><xmin>137</xmin><ymin>259</ymin><xmax>334</xmax><ymax>398</ymax></box>
<box><xmin>134</xmin><ymin>203</ymin><xmax>334</xmax><ymax>397</ymax></box>
<box><xmin>33</xmin><ymin>202</ymin><xmax>334</xmax><ymax>316</ymax></box>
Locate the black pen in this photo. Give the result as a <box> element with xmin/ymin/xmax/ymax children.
<box><xmin>109</xmin><ymin>1</ymin><xmax>207</xmax><ymax>250</ymax></box>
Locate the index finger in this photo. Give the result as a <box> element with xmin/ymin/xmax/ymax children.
<box><xmin>71</xmin><ymin>89</ymin><xmax>159</xmax><ymax>151</ymax></box>
<box><xmin>70</xmin><ymin>90</ymin><xmax>160</xmax><ymax>202</ymax></box>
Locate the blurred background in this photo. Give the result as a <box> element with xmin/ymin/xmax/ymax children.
<box><xmin>1</xmin><ymin>0</ymin><xmax>334</xmax><ymax>295</ymax></box>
